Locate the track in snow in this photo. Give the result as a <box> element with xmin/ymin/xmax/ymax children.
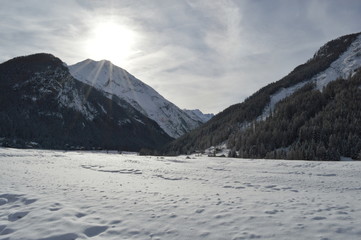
<box><xmin>1</xmin><ymin>148</ymin><xmax>361</xmax><ymax>240</ymax></box>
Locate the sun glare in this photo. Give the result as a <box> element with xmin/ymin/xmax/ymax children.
<box><xmin>85</xmin><ymin>21</ymin><xmax>137</xmax><ymax>65</ymax></box>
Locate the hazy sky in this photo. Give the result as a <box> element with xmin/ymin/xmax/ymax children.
<box><xmin>1</xmin><ymin>0</ymin><xmax>360</xmax><ymax>113</ymax></box>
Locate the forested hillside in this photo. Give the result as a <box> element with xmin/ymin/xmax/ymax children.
<box><xmin>164</xmin><ymin>32</ymin><xmax>361</xmax><ymax>160</ymax></box>
<box><xmin>231</xmin><ymin>69</ymin><xmax>361</xmax><ymax>160</ymax></box>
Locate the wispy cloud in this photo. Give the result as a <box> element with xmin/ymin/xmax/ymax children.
<box><xmin>1</xmin><ymin>0</ymin><xmax>361</xmax><ymax>113</ymax></box>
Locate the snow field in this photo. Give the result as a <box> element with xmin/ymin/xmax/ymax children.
<box><xmin>1</xmin><ymin>148</ymin><xmax>361</xmax><ymax>240</ymax></box>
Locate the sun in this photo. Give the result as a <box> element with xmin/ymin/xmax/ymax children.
<box><xmin>85</xmin><ymin>21</ymin><xmax>137</xmax><ymax>65</ymax></box>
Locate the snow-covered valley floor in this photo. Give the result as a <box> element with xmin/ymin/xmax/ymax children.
<box><xmin>1</xmin><ymin>148</ymin><xmax>361</xmax><ymax>240</ymax></box>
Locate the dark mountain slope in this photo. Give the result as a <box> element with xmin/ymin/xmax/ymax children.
<box><xmin>164</xmin><ymin>32</ymin><xmax>361</xmax><ymax>159</ymax></box>
<box><xmin>232</xmin><ymin>69</ymin><xmax>361</xmax><ymax>160</ymax></box>
<box><xmin>0</xmin><ymin>53</ymin><xmax>173</xmax><ymax>150</ymax></box>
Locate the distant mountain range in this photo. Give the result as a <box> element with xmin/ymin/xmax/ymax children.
<box><xmin>164</xmin><ymin>32</ymin><xmax>361</xmax><ymax>160</ymax></box>
<box><xmin>2</xmin><ymin>32</ymin><xmax>361</xmax><ymax>160</ymax></box>
<box><xmin>183</xmin><ymin>109</ymin><xmax>214</xmax><ymax>123</ymax></box>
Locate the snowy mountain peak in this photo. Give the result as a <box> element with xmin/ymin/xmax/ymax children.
<box><xmin>69</xmin><ymin>59</ymin><xmax>203</xmax><ymax>138</ymax></box>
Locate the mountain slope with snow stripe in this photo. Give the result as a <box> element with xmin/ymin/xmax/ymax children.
<box><xmin>261</xmin><ymin>34</ymin><xmax>361</xmax><ymax>119</ymax></box>
<box><xmin>164</xmin><ymin>32</ymin><xmax>361</xmax><ymax>158</ymax></box>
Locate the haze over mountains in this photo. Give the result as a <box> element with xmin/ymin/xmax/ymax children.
<box><xmin>1</xmin><ymin>32</ymin><xmax>361</xmax><ymax>160</ymax></box>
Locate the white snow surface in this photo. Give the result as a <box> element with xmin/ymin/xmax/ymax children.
<box><xmin>69</xmin><ymin>60</ymin><xmax>201</xmax><ymax>138</ymax></box>
<box><xmin>261</xmin><ymin>34</ymin><xmax>361</xmax><ymax>119</ymax></box>
<box><xmin>1</xmin><ymin>147</ymin><xmax>361</xmax><ymax>240</ymax></box>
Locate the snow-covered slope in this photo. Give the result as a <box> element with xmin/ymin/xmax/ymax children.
<box><xmin>2</xmin><ymin>148</ymin><xmax>361</xmax><ymax>240</ymax></box>
<box><xmin>69</xmin><ymin>60</ymin><xmax>202</xmax><ymax>138</ymax></box>
<box><xmin>261</xmin><ymin>34</ymin><xmax>361</xmax><ymax>119</ymax></box>
<box><xmin>183</xmin><ymin>109</ymin><xmax>214</xmax><ymax>123</ymax></box>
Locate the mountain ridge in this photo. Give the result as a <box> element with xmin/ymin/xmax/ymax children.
<box><xmin>69</xmin><ymin>59</ymin><xmax>211</xmax><ymax>138</ymax></box>
<box><xmin>0</xmin><ymin>53</ymin><xmax>173</xmax><ymax>150</ymax></box>
<box><xmin>183</xmin><ymin>109</ymin><xmax>214</xmax><ymax>123</ymax></box>
<box><xmin>163</xmin><ymin>31</ymin><xmax>361</xmax><ymax>160</ymax></box>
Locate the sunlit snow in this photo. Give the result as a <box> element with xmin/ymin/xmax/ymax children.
<box><xmin>1</xmin><ymin>148</ymin><xmax>361</xmax><ymax>239</ymax></box>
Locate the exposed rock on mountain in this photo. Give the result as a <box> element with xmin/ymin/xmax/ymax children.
<box><xmin>0</xmin><ymin>53</ymin><xmax>173</xmax><ymax>150</ymax></box>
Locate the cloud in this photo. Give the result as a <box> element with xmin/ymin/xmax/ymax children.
<box><xmin>0</xmin><ymin>0</ymin><xmax>361</xmax><ymax>113</ymax></box>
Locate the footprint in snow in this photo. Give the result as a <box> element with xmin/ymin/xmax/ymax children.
<box><xmin>75</xmin><ymin>212</ymin><xmax>87</xmax><ymax>218</ymax></box>
<box><xmin>21</xmin><ymin>198</ymin><xmax>37</xmax><ymax>205</ymax></box>
<box><xmin>264</xmin><ymin>185</ymin><xmax>278</xmax><ymax>188</ymax></box>
<box><xmin>265</xmin><ymin>210</ymin><xmax>279</xmax><ymax>215</ymax></box>
<box><xmin>0</xmin><ymin>194</ymin><xmax>22</xmax><ymax>204</ymax></box>
<box><xmin>0</xmin><ymin>198</ymin><xmax>8</xmax><ymax>205</ymax></box>
<box><xmin>0</xmin><ymin>227</ymin><xmax>15</xmax><ymax>236</ymax></box>
<box><xmin>38</xmin><ymin>233</ymin><xmax>78</xmax><ymax>240</ymax></box>
<box><xmin>155</xmin><ymin>174</ymin><xmax>183</xmax><ymax>181</ymax></box>
<box><xmin>316</xmin><ymin>173</ymin><xmax>337</xmax><ymax>177</ymax></box>
<box><xmin>311</xmin><ymin>216</ymin><xmax>327</xmax><ymax>220</ymax></box>
<box><xmin>49</xmin><ymin>202</ymin><xmax>62</xmax><ymax>211</ymax></box>
<box><xmin>8</xmin><ymin>211</ymin><xmax>29</xmax><ymax>222</ymax></box>
<box><xmin>84</xmin><ymin>226</ymin><xmax>108</xmax><ymax>237</ymax></box>
<box><xmin>195</xmin><ymin>208</ymin><xmax>205</xmax><ymax>214</ymax></box>
<box><xmin>81</xmin><ymin>165</ymin><xmax>142</xmax><ymax>175</ymax></box>
<box><xmin>110</xmin><ymin>220</ymin><xmax>122</xmax><ymax>224</ymax></box>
